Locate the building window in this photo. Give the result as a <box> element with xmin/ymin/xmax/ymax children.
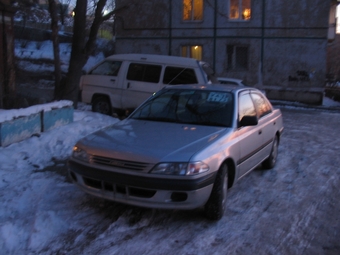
<box><xmin>229</xmin><ymin>0</ymin><xmax>251</xmax><ymax>21</ymax></box>
<box><xmin>183</xmin><ymin>0</ymin><xmax>203</xmax><ymax>21</ymax></box>
<box><xmin>227</xmin><ymin>45</ymin><xmax>248</xmax><ymax>70</ymax></box>
<box><xmin>181</xmin><ymin>45</ymin><xmax>202</xmax><ymax>60</ymax></box>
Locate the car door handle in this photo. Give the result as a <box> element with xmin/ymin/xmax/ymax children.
<box><xmin>110</xmin><ymin>79</ymin><xmax>115</xmax><ymax>83</ymax></box>
<box><xmin>127</xmin><ymin>82</ymin><xmax>130</xmax><ymax>89</ymax></box>
<box><xmin>258</xmin><ymin>130</ymin><xmax>262</xmax><ymax>135</ymax></box>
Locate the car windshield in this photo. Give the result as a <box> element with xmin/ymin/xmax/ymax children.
<box><xmin>130</xmin><ymin>89</ymin><xmax>234</xmax><ymax>127</ymax></box>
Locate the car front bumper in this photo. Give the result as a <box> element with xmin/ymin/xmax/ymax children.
<box><xmin>68</xmin><ymin>160</ymin><xmax>216</xmax><ymax>210</ymax></box>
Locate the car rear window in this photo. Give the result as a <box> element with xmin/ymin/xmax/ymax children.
<box><xmin>163</xmin><ymin>67</ymin><xmax>198</xmax><ymax>85</ymax></box>
<box><xmin>127</xmin><ymin>63</ymin><xmax>162</xmax><ymax>83</ymax></box>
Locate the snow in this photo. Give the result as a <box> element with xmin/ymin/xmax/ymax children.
<box><xmin>0</xmin><ymin>106</ymin><xmax>340</xmax><ymax>254</ymax></box>
<box><xmin>1</xmin><ymin>40</ymin><xmax>339</xmax><ymax>254</ymax></box>
<box><xmin>15</xmin><ymin>40</ymin><xmax>106</xmax><ymax>73</ymax></box>
<box><xmin>0</xmin><ymin>100</ymin><xmax>73</xmax><ymax>122</ymax></box>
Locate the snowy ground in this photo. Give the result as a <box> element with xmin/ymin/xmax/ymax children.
<box><xmin>0</xmin><ymin>105</ymin><xmax>340</xmax><ymax>254</ymax></box>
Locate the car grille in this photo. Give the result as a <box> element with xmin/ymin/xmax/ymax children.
<box><xmin>82</xmin><ymin>176</ymin><xmax>156</xmax><ymax>198</ymax></box>
<box><xmin>91</xmin><ymin>155</ymin><xmax>150</xmax><ymax>171</ymax></box>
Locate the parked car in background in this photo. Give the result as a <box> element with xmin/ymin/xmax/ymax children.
<box><xmin>218</xmin><ymin>77</ymin><xmax>266</xmax><ymax>95</ymax></box>
<box><xmin>69</xmin><ymin>84</ymin><xmax>284</xmax><ymax>220</ymax></box>
<box><xmin>79</xmin><ymin>54</ymin><xmax>218</xmax><ymax>116</ymax></box>
<box><xmin>217</xmin><ymin>77</ymin><xmax>247</xmax><ymax>86</ymax></box>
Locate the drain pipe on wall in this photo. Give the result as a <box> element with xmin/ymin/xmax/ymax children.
<box><xmin>259</xmin><ymin>0</ymin><xmax>266</xmax><ymax>86</ymax></box>
<box><xmin>168</xmin><ymin>0</ymin><xmax>172</xmax><ymax>56</ymax></box>
<box><xmin>213</xmin><ymin>0</ymin><xmax>217</xmax><ymax>71</ymax></box>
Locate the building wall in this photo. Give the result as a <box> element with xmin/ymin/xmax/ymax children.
<box><xmin>114</xmin><ymin>0</ymin><xmax>330</xmax><ymax>88</ymax></box>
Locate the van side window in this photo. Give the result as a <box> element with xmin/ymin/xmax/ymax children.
<box><xmin>127</xmin><ymin>63</ymin><xmax>162</xmax><ymax>83</ymax></box>
<box><xmin>90</xmin><ymin>61</ymin><xmax>122</xmax><ymax>76</ymax></box>
<box><xmin>163</xmin><ymin>67</ymin><xmax>198</xmax><ymax>85</ymax></box>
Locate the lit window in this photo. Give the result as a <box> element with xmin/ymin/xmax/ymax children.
<box><xmin>227</xmin><ymin>45</ymin><xmax>248</xmax><ymax>70</ymax></box>
<box><xmin>229</xmin><ymin>0</ymin><xmax>251</xmax><ymax>21</ymax></box>
<box><xmin>181</xmin><ymin>45</ymin><xmax>202</xmax><ymax>60</ymax></box>
<box><xmin>183</xmin><ymin>0</ymin><xmax>203</xmax><ymax>21</ymax></box>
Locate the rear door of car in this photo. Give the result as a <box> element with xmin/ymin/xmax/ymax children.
<box><xmin>236</xmin><ymin>91</ymin><xmax>265</xmax><ymax>178</ymax></box>
<box><xmin>250</xmin><ymin>91</ymin><xmax>276</xmax><ymax>158</ymax></box>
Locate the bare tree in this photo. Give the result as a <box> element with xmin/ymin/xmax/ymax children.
<box><xmin>62</xmin><ymin>0</ymin><xmax>128</xmax><ymax>107</ymax></box>
<box><xmin>58</xmin><ymin>0</ymin><xmax>72</xmax><ymax>30</ymax></box>
<box><xmin>48</xmin><ymin>0</ymin><xmax>62</xmax><ymax>99</ymax></box>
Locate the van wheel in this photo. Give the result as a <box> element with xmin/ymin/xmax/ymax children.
<box><xmin>92</xmin><ymin>96</ymin><xmax>112</xmax><ymax>116</ymax></box>
<box><xmin>204</xmin><ymin>164</ymin><xmax>228</xmax><ymax>220</ymax></box>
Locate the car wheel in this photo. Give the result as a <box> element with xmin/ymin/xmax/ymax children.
<box><xmin>92</xmin><ymin>96</ymin><xmax>112</xmax><ymax>116</ymax></box>
<box><xmin>262</xmin><ymin>136</ymin><xmax>278</xmax><ymax>169</ymax></box>
<box><xmin>204</xmin><ymin>164</ymin><xmax>228</xmax><ymax>220</ymax></box>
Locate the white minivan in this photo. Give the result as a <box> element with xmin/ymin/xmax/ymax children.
<box><xmin>80</xmin><ymin>54</ymin><xmax>218</xmax><ymax>116</ymax></box>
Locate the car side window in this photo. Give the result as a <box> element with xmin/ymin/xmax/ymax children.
<box><xmin>163</xmin><ymin>66</ymin><xmax>198</xmax><ymax>85</ymax></box>
<box><xmin>251</xmin><ymin>93</ymin><xmax>272</xmax><ymax>118</ymax></box>
<box><xmin>89</xmin><ymin>61</ymin><xmax>122</xmax><ymax>76</ymax></box>
<box><xmin>127</xmin><ymin>63</ymin><xmax>162</xmax><ymax>83</ymax></box>
<box><xmin>238</xmin><ymin>92</ymin><xmax>256</xmax><ymax>121</ymax></box>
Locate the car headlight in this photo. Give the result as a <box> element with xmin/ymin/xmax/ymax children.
<box><xmin>150</xmin><ymin>161</ymin><xmax>209</xmax><ymax>176</ymax></box>
<box><xmin>72</xmin><ymin>146</ymin><xmax>89</xmax><ymax>162</ymax></box>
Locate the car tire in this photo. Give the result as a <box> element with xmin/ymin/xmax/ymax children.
<box><xmin>262</xmin><ymin>136</ymin><xmax>278</xmax><ymax>169</ymax></box>
<box><xmin>92</xmin><ymin>96</ymin><xmax>112</xmax><ymax>116</ymax></box>
<box><xmin>204</xmin><ymin>164</ymin><xmax>228</xmax><ymax>220</ymax></box>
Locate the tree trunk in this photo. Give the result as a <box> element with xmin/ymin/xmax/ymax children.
<box><xmin>62</xmin><ymin>0</ymin><xmax>127</xmax><ymax>107</ymax></box>
<box><xmin>62</xmin><ymin>0</ymin><xmax>88</xmax><ymax>107</ymax></box>
<box><xmin>48</xmin><ymin>0</ymin><xmax>62</xmax><ymax>100</ymax></box>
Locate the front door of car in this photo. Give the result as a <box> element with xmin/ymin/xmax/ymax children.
<box><xmin>81</xmin><ymin>60</ymin><xmax>122</xmax><ymax>108</ymax></box>
<box><xmin>121</xmin><ymin>63</ymin><xmax>162</xmax><ymax>109</ymax></box>
<box><xmin>236</xmin><ymin>92</ymin><xmax>265</xmax><ymax>178</ymax></box>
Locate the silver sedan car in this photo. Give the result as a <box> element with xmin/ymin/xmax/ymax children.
<box><xmin>68</xmin><ymin>84</ymin><xmax>284</xmax><ymax>220</ymax></box>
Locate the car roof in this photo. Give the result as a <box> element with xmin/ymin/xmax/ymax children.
<box><xmin>105</xmin><ymin>54</ymin><xmax>203</xmax><ymax>67</ymax></box>
<box><xmin>217</xmin><ymin>77</ymin><xmax>243</xmax><ymax>83</ymax></box>
<box><xmin>163</xmin><ymin>84</ymin><xmax>260</xmax><ymax>94</ymax></box>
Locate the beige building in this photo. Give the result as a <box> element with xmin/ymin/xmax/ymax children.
<box><xmin>114</xmin><ymin>0</ymin><xmax>336</xmax><ymax>103</ymax></box>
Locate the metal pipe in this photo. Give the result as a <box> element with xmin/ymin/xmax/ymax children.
<box><xmin>213</xmin><ymin>0</ymin><xmax>217</xmax><ymax>70</ymax></box>
<box><xmin>168</xmin><ymin>0</ymin><xmax>172</xmax><ymax>56</ymax></box>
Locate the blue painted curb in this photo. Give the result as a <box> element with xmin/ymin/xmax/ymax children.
<box><xmin>0</xmin><ymin>106</ymin><xmax>74</xmax><ymax>147</ymax></box>
<box><xmin>0</xmin><ymin>112</ymin><xmax>41</xmax><ymax>147</ymax></box>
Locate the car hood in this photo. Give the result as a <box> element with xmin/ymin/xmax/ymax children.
<box><xmin>77</xmin><ymin>119</ymin><xmax>231</xmax><ymax>163</ymax></box>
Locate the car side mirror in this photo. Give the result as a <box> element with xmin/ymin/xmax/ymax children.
<box><xmin>240</xmin><ymin>115</ymin><xmax>258</xmax><ymax>127</ymax></box>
